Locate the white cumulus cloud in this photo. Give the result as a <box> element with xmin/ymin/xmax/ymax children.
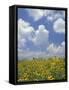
<box><xmin>32</xmin><ymin>25</ymin><xmax>49</xmax><ymax>47</ymax></box>
<box><xmin>45</xmin><ymin>10</ymin><xmax>65</xmax><ymax>21</ymax></box>
<box><xmin>18</xmin><ymin>19</ymin><xmax>49</xmax><ymax>52</ymax></box>
<box><xmin>27</xmin><ymin>9</ymin><xmax>44</xmax><ymax>21</ymax></box>
<box><xmin>18</xmin><ymin>18</ymin><xmax>35</xmax><ymax>40</ymax></box>
<box><xmin>27</xmin><ymin>9</ymin><xmax>65</xmax><ymax>21</ymax></box>
<box><xmin>18</xmin><ymin>18</ymin><xmax>65</xmax><ymax>60</ymax></box>
<box><xmin>53</xmin><ymin>18</ymin><xmax>65</xmax><ymax>33</ymax></box>
<box><xmin>18</xmin><ymin>18</ymin><xmax>35</xmax><ymax>51</ymax></box>
<box><xmin>47</xmin><ymin>41</ymin><xmax>65</xmax><ymax>57</ymax></box>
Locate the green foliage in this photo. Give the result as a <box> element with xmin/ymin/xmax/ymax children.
<box><xmin>17</xmin><ymin>57</ymin><xmax>65</xmax><ymax>82</ymax></box>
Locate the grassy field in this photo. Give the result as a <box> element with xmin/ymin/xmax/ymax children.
<box><xmin>17</xmin><ymin>57</ymin><xmax>65</xmax><ymax>82</ymax></box>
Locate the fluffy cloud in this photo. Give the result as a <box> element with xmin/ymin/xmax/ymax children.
<box><xmin>45</xmin><ymin>10</ymin><xmax>65</xmax><ymax>21</ymax></box>
<box><xmin>18</xmin><ymin>19</ymin><xmax>35</xmax><ymax>40</ymax></box>
<box><xmin>53</xmin><ymin>18</ymin><xmax>65</xmax><ymax>33</ymax></box>
<box><xmin>18</xmin><ymin>41</ymin><xmax>65</xmax><ymax>60</ymax></box>
<box><xmin>27</xmin><ymin>9</ymin><xmax>65</xmax><ymax>21</ymax></box>
<box><xmin>18</xmin><ymin>18</ymin><xmax>65</xmax><ymax>60</ymax></box>
<box><xmin>47</xmin><ymin>41</ymin><xmax>65</xmax><ymax>57</ymax></box>
<box><xmin>18</xmin><ymin>19</ymin><xmax>35</xmax><ymax>51</ymax></box>
<box><xmin>27</xmin><ymin>9</ymin><xmax>44</xmax><ymax>21</ymax></box>
<box><xmin>18</xmin><ymin>19</ymin><xmax>49</xmax><ymax>52</ymax></box>
<box><xmin>32</xmin><ymin>25</ymin><xmax>49</xmax><ymax>47</ymax></box>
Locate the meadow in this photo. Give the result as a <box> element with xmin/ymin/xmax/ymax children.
<box><xmin>17</xmin><ymin>57</ymin><xmax>65</xmax><ymax>82</ymax></box>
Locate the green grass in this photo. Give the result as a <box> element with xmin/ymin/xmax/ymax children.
<box><xmin>17</xmin><ymin>57</ymin><xmax>65</xmax><ymax>82</ymax></box>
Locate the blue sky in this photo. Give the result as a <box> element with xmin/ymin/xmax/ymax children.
<box><xmin>18</xmin><ymin>8</ymin><xmax>65</xmax><ymax>60</ymax></box>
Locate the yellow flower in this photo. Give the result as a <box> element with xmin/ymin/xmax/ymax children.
<box><xmin>47</xmin><ymin>76</ymin><xmax>54</xmax><ymax>80</ymax></box>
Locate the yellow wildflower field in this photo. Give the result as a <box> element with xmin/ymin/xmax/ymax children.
<box><xmin>17</xmin><ymin>57</ymin><xmax>65</xmax><ymax>82</ymax></box>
